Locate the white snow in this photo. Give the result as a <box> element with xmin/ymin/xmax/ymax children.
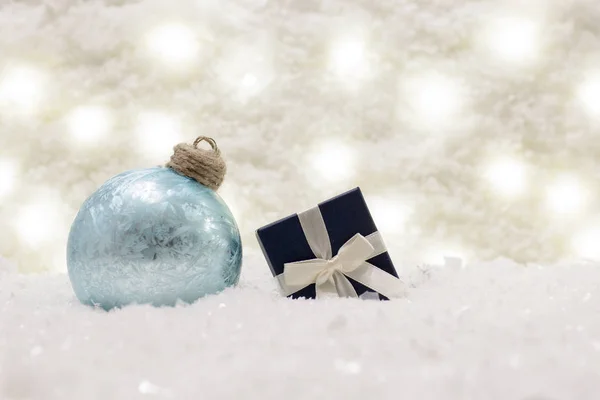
<box><xmin>2</xmin><ymin>256</ymin><xmax>600</xmax><ymax>399</ymax></box>
<box><xmin>0</xmin><ymin>256</ymin><xmax>17</xmax><ymax>275</ymax></box>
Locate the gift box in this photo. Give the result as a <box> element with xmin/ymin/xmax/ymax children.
<box><xmin>256</xmin><ymin>188</ymin><xmax>403</xmax><ymax>300</ymax></box>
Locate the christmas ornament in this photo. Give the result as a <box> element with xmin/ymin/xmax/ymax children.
<box><xmin>67</xmin><ymin>137</ymin><xmax>242</xmax><ymax>310</ymax></box>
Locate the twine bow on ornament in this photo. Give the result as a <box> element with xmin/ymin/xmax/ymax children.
<box><xmin>166</xmin><ymin>136</ymin><xmax>226</xmax><ymax>191</ymax></box>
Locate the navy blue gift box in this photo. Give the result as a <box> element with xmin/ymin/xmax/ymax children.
<box><xmin>256</xmin><ymin>188</ymin><xmax>399</xmax><ymax>300</ymax></box>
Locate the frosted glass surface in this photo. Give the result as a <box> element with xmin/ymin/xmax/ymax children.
<box><xmin>67</xmin><ymin>167</ymin><xmax>242</xmax><ymax>310</ymax></box>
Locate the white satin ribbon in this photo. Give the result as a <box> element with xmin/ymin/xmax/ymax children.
<box><xmin>277</xmin><ymin>206</ymin><xmax>404</xmax><ymax>299</ymax></box>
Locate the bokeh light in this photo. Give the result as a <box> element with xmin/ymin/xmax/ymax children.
<box><xmin>577</xmin><ymin>73</ymin><xmax>600</xmax><ymax>117</ymax></box>
<box><xmin>402</xmin><ymin>72</ymin><xmax>463</xmax><ymax>127</ymax></box>
<box><xmin>215</xmin><ymin>38</ymin><xmax>274</xmax><ymax>101</ymax></box>
<box><xmin>15</xmin><ymin>200</ymin><xmax>61</xmax><ymax>247</ymax></box>
<box><xmin>135</xmin><ymin>111</ymin><xmax>183</xmax><ymax>160</ymax></box>
<box><xmin>146</xmin><ymin>24</ymin><xmax>199</xmax><ymax>67</ymax></box>
<box><xmin>67</xmin><ymin>106</ymin><xmax>113</xmax><ymax>145</ymax></box>
<box><xmin>310</xmin><ymin>140</ymin><xmax>356</xmax><ymax>183</ymax></box>
<box><xmin>369</xmin><ymin>197</ymin><xmax>412</xmax><ymax>236</ymax></box>
<box><xmin>572</xmin><ymin>227</ymin><xmax>600</xmax><ymax>261</ymax></box>
<box><xmin>329</xmin><ymin>36</ymin><xmax>369</xmax><ymax>80</ymax></box>
<box><xmin>241</xmin><ymin>73</ymin><xmax>258</xmax><ymax>89</ymax></box>
<box><xmin>0</xmin><ymin>64</ymin><xmax>45</xmax><ymax>113</ymax></box>
<box><xmin>0</xmin><ymin>158</ymin><xmax>18</xmax><ymax>198</ymax></box>
<box><xmin>546</xmin><ymin>175</ymin><xmax>588</xmax><ymax>215</ymax></box>
<box><xmin>485</xmin><ymin>157</ymin><xmax>527</xmax><ymax>198</ymax></box>
<box><xmin>484</xmin><ymin>16</ymin><xmax>539</xmax><ymax>63</ymax></box>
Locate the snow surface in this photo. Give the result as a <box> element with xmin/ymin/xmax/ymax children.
<box><xmin>2</xmin><ymin>256</ymin><xmax>600</xmax><ymax>400</ymax></box>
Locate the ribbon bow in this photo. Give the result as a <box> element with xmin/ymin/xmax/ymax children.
<box><xmin>285</xmin><ymin>234</ymin><xmax>376</xmax><ymax>298</ymax></box>
<box><xmin>278</xmin><ymin>206</ymin><xmax>404</xmax><ymax>299</ymax></box>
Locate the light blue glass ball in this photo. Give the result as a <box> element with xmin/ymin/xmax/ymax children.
<box><xmin>67</xmin><ymin>167</ymin><xmax>242</xmax><ymax>310</ymax></box>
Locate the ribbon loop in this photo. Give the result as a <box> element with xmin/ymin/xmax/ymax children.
<box><xmin>335</xmin><ymin>234</ymin><xmax>377</xmax><ymax>272</ymax></box>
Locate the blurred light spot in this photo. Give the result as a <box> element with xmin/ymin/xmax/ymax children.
<box><xmin>369</xmin><ymin>197</ymin><xmax>411</xmax><ymax>235</ymax></box>
<box><xmin>216</xmin><ymin>40</ymin><xmax>274</xmax><ymax>101</ymax></box>
<box><xmin>578</xmin><ymin>73</ymin><xmax>600</xmax><ymax>116</ymax></box>
<box><xmin>67</xmin><ymin>106</ymin><xmax>112</xmax><ymax>145</ymax></box>
<box><xmin>241</xmin><ymin>73</ymin><xmax>258</xmax><ymax>88</ymax></box>
<box><xmin>572</xmin><ymin>227</ymin><xmax>600</xmax><ymax>261</ymax></box>
<box><xmin>485</xmin><ymin>157</ymin><xmax>527</xmax><ymax>198</ymax></box>
<box><xmin>0</xmin><ymin>65</ymin><xmax>45</xmax><ymax>113</ymax></box>
<box><xmin>403</xmin><ymin>72</ymin><xmax>463</xmax><ymax>127</ymax></box>
<box><xmin>135</xmin><ymin>112</ymin><xmax>182</xmax><ymax>160</ymax></box>
<box><xmin>146</xmin><ymin>24</ymin><xmax>198</xmax><ymax>67</ymax></box>
<box><xmin>329</xmin><ymin>37</ymin><xmax>368</xmax><ymax>79</ymax></box>
<box><xmin>0</xmin><ymin>158</ymin><xmax>18</xmax><ymax>198</ymax></box>
<box><xmin>546</xmin><ymin>175</ymin><xmax>587</xmax><ymax>215</ymax></box>
<box><xmin>310</xmin><ymin>141</ymin><xmax>355</xmax><ymax>183</ymax></box>
<box><xmin>484</xmin><ymin>17</ymin><xmax>539</xmax><ymax>63</ymax></box>
<box><xmin>15</xmin><ymin>201</ymin><xmax>61</xmax><ymax>247</ymax></box>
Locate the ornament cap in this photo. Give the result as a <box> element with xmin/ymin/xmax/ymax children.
<box><xmin>166</xmin><ymin>136</ymin><xmax>227</xmax><ymax>191</ymax></box>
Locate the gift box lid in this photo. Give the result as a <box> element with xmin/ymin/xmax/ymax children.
<box><xmin>255</xmin><ymin>187</ymin><xmax>399</xmax><ymax>299</ymax></box>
